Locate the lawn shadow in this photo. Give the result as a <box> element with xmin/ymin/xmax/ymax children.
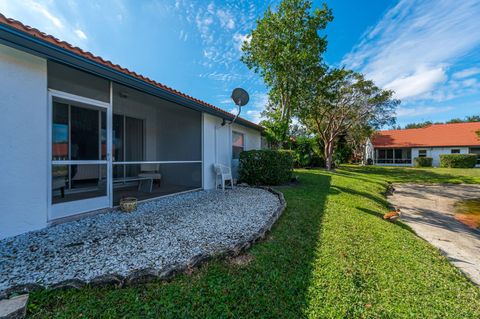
<box><xmin>331</xmin><ymin>185</ymin><xmax>391</xmax><ymax>209</ymax></box>
<box><xmin>247</xmin><ymin>170</ymin><xmax>332</xmax><ymax>317</ymax></box>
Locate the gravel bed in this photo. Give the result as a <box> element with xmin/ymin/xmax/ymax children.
<box><xmin>0</xmin><ymin>187</ymin><xmax>282</xmax><ymax>292</ymax></box>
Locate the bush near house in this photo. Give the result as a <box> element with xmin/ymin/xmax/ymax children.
<box><xmin>413</xmin><ymin>157</ymin><xmax>433</xmax><ymax>167</ymax></box>
<box><xmin>440</xmin><ymin>154</ymin><xmax>477</xmax><ymax>168</ymax></box>
<box><xmin>239</xmin><ymin>150</ymin><xmax>293</xmax><ymax>185</ymax></box>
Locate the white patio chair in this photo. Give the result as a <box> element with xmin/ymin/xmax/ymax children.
<box><xmin>213</xmin><ymin>164</ymin><xmax>234</xmax><ymax>191</ymax></box>
<box><xmin>138</xmin><ymin>163</ymin><xmax>162</xmax><ymax>188</ymax></box>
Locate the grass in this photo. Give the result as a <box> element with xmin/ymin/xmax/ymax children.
<box><xmin>27</xmin><ymin>166</ymin><xmax>480</xmax><ymax>318</ymax></box>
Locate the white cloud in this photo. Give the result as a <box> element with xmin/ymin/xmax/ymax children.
<box><xmin>179</xmin><ymin>29</ymin><xmax>188</xmax><ymax>41</ymax></box>
<box><xmin>384</xmin><ymin>67</ymin><xmax>447</xmax><ymax>99</ymax></box>
<box><xmin>452</xmin><ymin>67</ymin><xmax>480</xmax><ymax>79</ymax></box>
<box><xmin>343</xmin><ymin>0</ymin><xmax>480</xmax><ymax>101</ymax></box>
<box><xmin>207</xmin><ymin>2</ymin><xmax>215</xmax><ymax>14</ymax></box>
<box><xmin>243</xmin><ymin>92</ymin><xmax>268</xmax><ymax>123</ymax></box>
<box><xmin>74</xmin><ymin>29</ymin><xmax>87</xmax><ymax>40</ymax></box>
<box><xmin>0</xmin><ymin>0</ymin><xmax>89</xmax><ymax>47</ymax></box>
<box><xmin>195</xmin><ymin>13</ymin><xmax>214</xmax><ymax>44</ymax></box>
<box><xmin>395</xmin><ymin>106</ymin><xmax>453</xmax><ymax>118</ymax></box>
<box><xmin>30</xmin><ymin>1</ymin><xmax>63</xmax><ymax>29</ymax></box>
<box><xmin>233</xmin><ymin>33</ymin><xmax>251</xmax><ymax>52</ymax></box>
<box><xmin>216</xmin><ymin>9</ymin><xmax>235</xmax><ymax>30</ymax></box>
<box><xmin>199</xmin><ymin>71</ymin><xmax>240</xmax><ymax>82</ymax></box>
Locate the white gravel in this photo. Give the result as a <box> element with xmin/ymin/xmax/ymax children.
<box><xmin>0</xmin><ymin>187</ymin><xmax>281</xmax><ymax>292</ymax></box>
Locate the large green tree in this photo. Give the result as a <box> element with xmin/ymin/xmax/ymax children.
<box><xmin>298</xmin><ymin>68</ymin><xmax>399</xmax><ymax>170</ymax></box>
<box><xmin>242</xmin><ymin>0</ymin><xmax>332</xmax><ymax>144</ymax></box>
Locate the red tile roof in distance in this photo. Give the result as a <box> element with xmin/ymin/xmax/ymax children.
<box><xmin>372</xmin><ymin>122</ymin><xmax>480</xmax><ymax>148</ymax></box>
<box><xmin>0</xmin><ymin>13</ymin><xmax>262</xmax><ymax>130</ymax></box>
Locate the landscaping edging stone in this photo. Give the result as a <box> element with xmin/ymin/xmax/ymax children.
<box><xmin>1</xmin><ymin>187</ymin><xmax>286</xmax><ymax>298</ymax></box>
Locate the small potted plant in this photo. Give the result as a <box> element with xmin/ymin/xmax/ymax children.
<box><xmin>119</xmin><ymin>196</ymin><xmax>137</xmax><ymax>213</ymax></box>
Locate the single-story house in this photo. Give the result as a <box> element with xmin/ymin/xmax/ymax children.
<box><xmin>365</xmin><ymin>122</ymin><xmax>480</xmax><ymax>167</ymax></box>
<box><xmin>0</xmin><ymin>14</ymin><xmax>263</xmax><ymax>239</ymax></box>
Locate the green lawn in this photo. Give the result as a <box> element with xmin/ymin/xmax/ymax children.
<box><xmin>28</xmin><ymin>166</ymin><xmax>480</xmax><ymax>318</ymax></box>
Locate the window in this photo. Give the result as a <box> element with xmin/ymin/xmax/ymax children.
<box><xmin>418</xmin><ymin>150</ymin><xmax>427</xmax><ymax>158</ymax></box>
<box><xmin>232</xmin><ymin>131</ymin><xmax>244</xmax><ymax>160</ymax></box>
<box><xmin>52</xmin><ymin>102</ymin><xmax>106</xmax><ymax>161</ymax></box>
<box><xmin>451</xmin><ymin>149</ymin><xmax>460</xmax><ymax>154</ymax></box>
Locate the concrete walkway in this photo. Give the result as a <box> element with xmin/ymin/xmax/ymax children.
<box><xmin>388</xmin><ymin>183</ymin><xmax>480</xmax><ymax>285</ymax></box>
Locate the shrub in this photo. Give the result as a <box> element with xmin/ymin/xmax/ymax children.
<box><xmin>414</xmin><ymin>157</ymin><xmax>433</xmax><ymax>167</ymax></box>
<box><xmin>239</xmin><ymin>150</ymin><xmax>293</xmax><ymax>185</ymax></box>
<box><xmin>290</xmin><ymin>136</ymin><xmax>323</xmax><ymax>168</ymax></box>
<box><xmin>439</xmin><ymin>154</ymin><xmax>477</xmax><ymax>168</ymax></box>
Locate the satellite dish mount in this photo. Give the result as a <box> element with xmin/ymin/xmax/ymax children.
<box><xmin>223</xmin><ymin>88</ymin><xmax>249</xmax><ymax>126</ymax></box>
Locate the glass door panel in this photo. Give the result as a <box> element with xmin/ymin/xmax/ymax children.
<box><xmin>50</xmin><ymin>92</ymin><xmax>111</xmax><ymax>220</ymax></box>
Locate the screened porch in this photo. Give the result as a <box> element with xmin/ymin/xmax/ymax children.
<box><xmin>49</xmin><ymin>61</ymin><xmax>202</xmax><ymax>214</ymax></box>
<box><xmin>374</xmin><ymin>148</ymin><xmax>412</xmax><ymax>165</ymax></box>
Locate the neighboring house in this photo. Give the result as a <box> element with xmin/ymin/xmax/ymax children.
<box><xmin>0</xmin><ymin>15</ymin><xmax>263</xmax><ymax>239</ymax></box>
<box><xmin>365</xmin><ymin>122</ymin><xmax>480</xmax><ymax>167</ymax></box>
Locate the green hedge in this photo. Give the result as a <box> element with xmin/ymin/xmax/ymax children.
<box><xmin>439</xmin><ymin>154</ymin><xmax>477</xmax><ymax>168</ymax></box>
<box><xmin>413</xmin><ymin>157</ymin><xmax>433</xmax><ymax>167</ymax></box>
<box><xmin>239</xmin><ymin>150</ymin><xmax>294</xmax><ymax>185</ymax></box>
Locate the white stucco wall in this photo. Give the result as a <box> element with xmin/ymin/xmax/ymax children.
<box><xmin>412</xmin><ymin>147</ymin><xmax>470</xmax><ymax>167</ymax></box>
<box><xmin>364</xmin><ymin>139</ymin><xmax>374</xmax><ymax>164</ymax></box>
<box><xmin>0</xmin><ymin>44</ymin><xmax>48</xmax><ymax>239</ymax></box>
<box><xmin>202</xmin><ymin>114</ymin><xmax>262</xmax><ymax>189</ymax></box>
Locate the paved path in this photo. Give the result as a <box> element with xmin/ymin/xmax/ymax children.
<box><xmin>388</xmin><ymin>183</ymin><xmax>480</xmax><ymax>285</ymax></box>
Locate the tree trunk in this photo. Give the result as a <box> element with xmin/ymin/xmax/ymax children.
<box><xmin>324</xmin><ymin>141</ymin><xmax>334</xmax><ymax>170</ymax></box>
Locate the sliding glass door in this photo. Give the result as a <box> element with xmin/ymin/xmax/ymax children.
<box><xmin>49</xmin><ymin>90</ymin><xmax>111</xmax><ymax>220</ymax></box>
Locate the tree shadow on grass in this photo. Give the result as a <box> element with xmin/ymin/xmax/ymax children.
<box><xmin>331</xmin><ymin>185</ymin><xmax>391</xmax><ymax>209</ymax></box>
<box><xmin>28</xmin><ymin>171</ymin><xmax>332</xmax><ymax>318</ymax></box>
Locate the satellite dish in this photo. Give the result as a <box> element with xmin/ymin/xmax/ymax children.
<box><xmin>231</xmin><ymin>88</ymin><xmax>249</xmax><ymax>107</ymax></box>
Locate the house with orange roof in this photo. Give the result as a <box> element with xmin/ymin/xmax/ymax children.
<box><xmin>365</xmin><ymin>122</ymin><xmax>480</xmax><ymax>167</ymax></box>
<box><xmin>0</xmin><ymin>15</ymin><xmax>263</xmax><ymax>239</ymax></box>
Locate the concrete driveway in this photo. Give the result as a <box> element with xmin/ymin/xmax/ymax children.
<box><xmin>388</xmin><ymin>183</ymin><xmax>480</xmax><ymax>285</ymax></box>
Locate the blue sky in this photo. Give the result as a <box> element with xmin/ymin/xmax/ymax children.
<box><xmin>1</xmin><ymin>0</ymin><xmax>479</xmax><ymax>127</ymax></box>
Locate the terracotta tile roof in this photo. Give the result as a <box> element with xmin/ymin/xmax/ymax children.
<box><xmin>0</xmin><ymin>13</ymin><xmax>262</xmax><ymax>130</ymax></box>
<box><xmin>372</xmin><ymin>122</ymin><xmax>480</xmax><ymax>148</ymax></box>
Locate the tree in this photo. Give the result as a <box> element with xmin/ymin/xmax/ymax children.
<box><xmin>404</xmin><ymin>121</ymin><xmax>434</xmax><ymax>129</ymax></box>
<box><xmin>447</xmin><ymin>115</ymin><xmax>480</xmax><ymax>123</ymax></box>
<box><xmin>298</xmin><ymin>68</ymin><xmax>399</xmax><ymax>170</ymax></box>
<box><xmin>259</xmin><ymin>108</ymin><xmax>290</xmax><ymax>149</ymax></box>
<box><xmin>346</xmin><ymin>124</ymin><xmax>375</xmax><ymax>163</ymax></box>
<box><xmin>241</xmin><ymin>0</ymin><xmax>332</xmax><ymax>144</ymax></box>
<box><xmin>399</xmin><ymin>115</ymin><xmax>480</xmax><ymax>130</ymax></box>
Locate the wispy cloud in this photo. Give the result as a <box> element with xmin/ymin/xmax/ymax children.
<box><xmin>198</xmin><ymin>71</ymin><xmax>241</xmax><ymax>82</ymax></box>
<box><xmin>343</xmin><ymin>0</ymin><xmax>480</xmax><ymax>101</ymax></box>
<box><xmin>233</xmin><ymin>33</ymin><xmax>251</xmax><ymax>52</ymax></box>
<box><xmin>244</xmin><ymin>92</ymin><xmax>269</xmax><ymax>123</ymax></box>
<box><xmin>30</xmin><ymin>1</ymin><xmax>63</xmax><ymax>29</ymax></box>
<box><xmin>453</xmin><ymin>67</ymin><xmax>480</xmax><ymax>79</ymax></box>
<box><xmin>216</xmin><ymin>8</ymin><xmax>235</xmax><ymax>30</ymax></box>
<box><xmin>0</xmin><ymin>0</ymin><xmax>89</xmax><ymax>47</ymax></box>
<box><xmin>74</xmin><ymin>29</ymin><xmax>87</xmax><ymax>40</ymax></box>
<box><xmin>179</xmin><ymin>29</ymin><xmax>188</xmax><ymax>42</ymax></box>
